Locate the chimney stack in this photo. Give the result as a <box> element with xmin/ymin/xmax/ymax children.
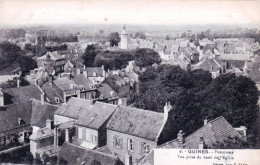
<box><xmin>41</xmin><ymin>90</ymin><xmax>46</xmax><ymax>104</ymax></box>
<box><xmin>46</xmin><ymin>118</ymin><xmax>52</xmax><ymax>130</ymax></box>
<box><xmin>118</xmin><ymin>98</ymin><xmax>127</xmax><ymax>106</ymax></box>
<box><xmin>199</xmin><ymin>137</ymin><xmax>205</xmax><ymax>149</ymax></box>
<box><xmin>204</xmin><ymin>117</ymin><xmax>208</xmax><ymax>125</ymax></box>
<box><xmin>177</xmin><ymin>130</ymin><xmax>184</xmax><ymax>147</ymax></box>
<box><xmin>17</xmin><ymin>79</ymin><xmax>20</xmax><ymax>87</ymax></box>
<box><xmin>163</xmin><ymin>102</ymin><xmax>172</xmax><ymax>123</ymax></box>
<box><xmin>125</xmin><ymin>154</ymin><xmax>132</xmax><ymax>165</ymax></box>
<box><xmin>18</xmin><ymin>117</ymin><xmax>22</xmax><ymax>126</ymax></box>
<box><xmin>76</xmin><ymin>68</ymin><xmax>81</xmax><ymax>75</ymax></box>
<box><xmin>83</xmin><ymin>70</ymin><xmax>88</xmax><ymax>78</ymax></box>
<box><xmin>0</xmin><ymin>88</ymin><xmax>4</xmax><ymax>106</ymax></box>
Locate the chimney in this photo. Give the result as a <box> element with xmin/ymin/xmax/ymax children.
<box><xmin>235</xmin><ymin>126</ymin><xmax>247</xmax><ymax>140</ymax></box>
<box><xmin>125</xmin><ymin>154</ymin><xmax>132</xmax><ymax>165</ymax></box>
<box><xmin>18</xmin><ymin>117</ymin><xmax>22</xmax><ymax>126</ymax></box>
<box><xmin>17</xmin><ymin>79</ymin><xmax>20</xmax><ymax>87</ymax></box>
<box><xmin>0</xmin><ymin>88</ymin><xmax>4</xmax><ymax>106</ymax></box>
<box><xmin>46</xmin><ymin>118</ymin><xmax>52</xmax><ymax>130</ymax></box>
<box><xmin>118</xmin><ymin>98</ymin><xmax>127</xmax><ymax>106</ymax></box>
<box><xmin>199</xmin><ymin>137</ymin><xmax>205</xmax><ymax>149</ymax></box>
<box><xmin>41</xmin><ymin>90</ymin><xmax>46</xmax><ymax>104</ymax></box>
<box><xmin>177</xmin><ymin>130</ymin><xmax>184</xmax><ymax>147</ymax></box>
<box><xmin>83</xmin><ymin>70</ymin><xmax>88</xmax><ymax>78</ymax></box>
<box><xmin>163</xmin><ymin>102</ymin><xmax>172</xmax><ymax>123</ymax></box>
<box><xmin>102</xmin><ymin>65</ymin><xmax>104</xmax><ymax>70</ymax></box>
<box><xmin>76</xmin><ymin>68</ymin><xmax>81</xmax><ymax>75</ymax></box>
<box><xmin>204</xmin><ymin>117</ymin><xmax>208</xmax><ymax>125</ymax></box>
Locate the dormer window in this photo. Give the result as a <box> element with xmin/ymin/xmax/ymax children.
<box><xmin>91</xmin><ymin>85</ymin><xmax>96</xmax><ymax>89</ymax></box>
<box><xmin>100</xmin><ymin>94</ymin><xmax>104</xmax><ymax>99</ymax></box>
<box><xmin>93</xmin><ymin>72</ymin><xmax>97</xmax><ymax>77</ymax></box>
<box><xmin>56</xmin><ymin>98</ymin><xmax>60</xmax><ymax>103</ymax></box>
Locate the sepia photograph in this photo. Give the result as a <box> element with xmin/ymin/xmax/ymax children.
<box><xmin>0</xmin><ymin>0</ymin><xmax>260</xmax><ymax>164</ymax></box>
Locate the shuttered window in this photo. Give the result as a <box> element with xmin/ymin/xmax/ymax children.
<box><xmin>113</xmin><ymin>135</ymin><xmax>122</xmax><ymax>149</ymax></box>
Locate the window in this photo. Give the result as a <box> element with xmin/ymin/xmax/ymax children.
<box><xmin>92</xmin><ymin>135</ymin><xmax>97</xmax><ymax>143</ymax></box>
<box><xmin>113</xmin><ymin>135</ymin><xmax>122</xmax><ymax>149</ymax></box>
<box><xmin>139</xmin><ymin>142</ymin><xmax>150</xmax><ymax>154</ymax></box>
<box><xmin>127</xmin><ymin>138</ymin><xmax>133</xmax><ymax>151</ymax></box>
<box><xmin>56</xmin><ymin>98</ymin><xmax>60</xmax><ymax>103</ymax></box>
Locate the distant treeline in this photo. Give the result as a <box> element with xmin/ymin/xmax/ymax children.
<box><xmin>46</xmin><ymin>35</ymin><xmax>78</xmax><ymax>43</ymax></box>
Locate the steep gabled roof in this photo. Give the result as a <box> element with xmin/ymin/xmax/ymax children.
<box><xmin>38</xmin><ymin>51</ymin><xmax>65</xmax><ymax>61</ymax></box>
<box><xmin>185</xmin><ymin>116</ymin><xmax>241</xmax><ymax>149</ymax></box>
<box><xmin>31</xmin><ymin>99</ymin><xmax>60</xmax><ymax>128</ymax></box>
<box><xmin>41</xmin><ymin>82</ymin><xmax>64</xmax><ymax>104</ymax></box>
<box><xmin>0</xmin><ymin>63</ymin><xmax>21</xmax><ymax>76</ymax></box>
<box><xmin>59</xmin><ymin>142</ymin><xmax>120</xmax><ymax>165</ymax></box>
<box><xmin>55</xmin><ymin>98</ymin><xmax>93</xmax><ymax>119</ymax></box>
<box><xmin>107</xmin><ymin>106</ymin><xmax>165</xmax><ymax>141</ymax></box>
<box><xmin>97</xmin><ymin>83</ymin><xmax>118</xmax><ymax>100</ymax></box>
<box><xmin>0</xmin><ymin>85</ymin><xmax>42</xmax><ymax>133</ymax></box>
<box><xmin>85</xmin><ymin>67</ymin><xmax>104</xmax><ymax>77</ymax></box>
<box><xmin>76</xmin><ymin>102</ymin><xmax>117</xmax><ymax>129</ymax></box>
<box><xmin>73</xmin><ymin>74</ymin><xmax>94</xmax><ymax>90</ymax></box>
<box><xmin>53</xmin><ymin>77</ymin><xmax>77</xmax><ymax>91</ymax></box>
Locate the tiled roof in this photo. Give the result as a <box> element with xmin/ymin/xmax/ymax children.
<box><xmin>97</xmin><ymin>83</ymin><xmax>119</xmax><ymax>100</ymax></box>
<box><xmin>41</xmin><ymin>82</ymin><xmax>63</xmax><ymax>104</ymax></box>
<box><xmin>55</xmin><ymin>98</ymin><xmax>93</xmax><ymax>119</ymax></box>
<box><xmin>193</xmin><ymin>59</ymin><xmax>221</xmax><ymax>72</ymax></box>
<box><xmin>85</xmin><ymin>67</ymin><xmax>105</xmax><ymax>77</ymax></box>
<box><xmin>38</xmin><ymin>51</ymin><xmax>65</xmax><ymax>61</ymax></box>
<box><xmin>0</xmin><ymin>85</ymin><xmax>42</xmax><ymax>133</ymax></box>
<box><xmin>76</xmin><ymin>101</ymin><xmax>117</xmax><ymax>129</ymax></box>
<box><xmin>53</xmin><ymin>77</ymin><xmax>77</xmax><ymax>91</ymax></box>
<box><xmin>0</xmin><ymin>63</ymin><xmax>21</xmax><ymax>75</ymax></box>
<box><xmin>72</xmin><ymin>74</ymin><xmax>94</xmax><ymax>90</ymax></box>
<box><xmin>220</xmin><ymin>54</ymin><xmax>250</xmax><ymax>61</ymax></box>
<box><xmin>31</xmin><ymin>99</ymin><xmax>60</xmax><ymax>128</ymax></box>
<box><xmin>185</xmin><ymin>116</ymin><xmax>241</xmax><ymax>148</ymax></box>
<box><xmin>59</xmin><ymin>142</ymin><xmax>120</xmax><ymax>165</ymax></box>
<box><xmin>107</xmin><ymin>106</ymin><xmax>165</xmax><ymax>140</ymax></box>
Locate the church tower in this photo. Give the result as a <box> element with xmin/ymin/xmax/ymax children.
<box><xmin>120</xmin><ymin>25</ymin><xmax>128</xmax><ymax>49</ymax></box>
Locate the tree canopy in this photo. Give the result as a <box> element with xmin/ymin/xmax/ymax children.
<box><xmin>135</xmin><ymin>65</ymin><xmax>259</xmax><ymax>142</ymax></box>
<box><xmin>108</xmin><ymin>32</ymin><xmax>120</xmax><ymax>47</ymax></box>
<box><xmin>91</xmin><ymin>48</ymin><xmax>161</xmax><ymax>70</ymax></box>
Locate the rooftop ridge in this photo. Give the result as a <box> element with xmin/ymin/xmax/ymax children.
<box><xmin>31</xmin><ymin>99</ymin><xmax>61</xmax><ymax>108</ymax></box>
<box><xmin>119</xmin><ymin>105</ymin><xmax>164</xmax><ymax>116</ymax></box>
<box><xmin>185</xmin><ymin>116</ymin><xmax>225</xmax><ymax>140</ymax></box>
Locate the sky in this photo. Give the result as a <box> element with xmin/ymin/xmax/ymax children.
<box><xmin>0</xmin><ymin>0</ymin><xmax>260</xmax><ymax>26</ymax></box>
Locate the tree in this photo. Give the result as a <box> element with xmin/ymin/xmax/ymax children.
<box><xmin>134</xmin><ymin>48</ymin><xmax>161</xmax><ymax>68</ymax></box>
<box><xmin>135</xmin><ymin>65</ymin><xmax>259</xmax><ymax>143</ymax></box>
<box><xmin>0</xmin><ymin>41</ymin><xmax>24</xmax><ymax>70</ymax></box>
<box><xmin>181</xmin><ymin>32</ymin><xmax>187</xmax><ymax>38</ymax></box>
<box><xmin>165</xmin><ymin>35</ymin><xmax>170</xmax><ymax>40</ymax></box>
<box><xmin>210</xmin><ymin>136</ymin><xmax>253</xmax><ymax>149</ymax></box>
<box><xmin>82</xmin><ymin>45</ymin><xmax>98</xmax><ymax>67</ymax></box>
<box><xmin>108</xmin><ymin>32</ymin><xmax>120</xmax><ymax>46</ymax></box>
<box><xmin>17</xmin><ymin>56</ymin><xmax>37</xmax><ymax>74</ymax></box>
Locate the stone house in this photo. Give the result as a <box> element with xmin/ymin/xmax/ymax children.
<box><xmin>37</xmin><ymin>51</ymin><xmax>66</xmax><ymax>75</ymax></box>
<box><xmin>75</xmin><ymin>102</ymin><xmax>118</xmax><ymax>149</ymax></box>
<box><xmin>106</xmin><ymin>103</ymin><xmax>172</xmax><ymax>164</ymax></box>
